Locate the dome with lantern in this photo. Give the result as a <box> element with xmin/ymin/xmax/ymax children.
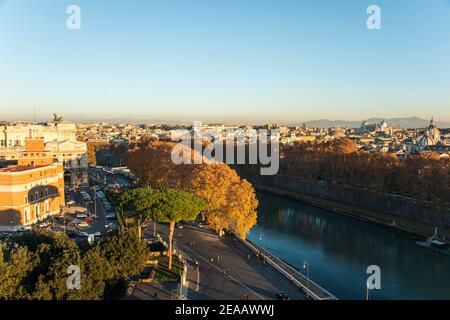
<box><xmin>426</xmin><ymin>117</ymin><xmax>441</xmax><ymax>142</ymax></box>
<box><xmin>418</xmin><ymin>135</ymin><xmax>436</xmax><ymax>147</ymax></box>
<box><xmin>417</xmin><ymin>117</ymin><xmax>441</xmax><ymax>148</ymax></box>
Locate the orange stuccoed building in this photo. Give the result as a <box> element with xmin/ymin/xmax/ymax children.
<box><xmin>0</xmin><ymin>139</ymin><xmax>65</xmax><ymax>231</ymax></box>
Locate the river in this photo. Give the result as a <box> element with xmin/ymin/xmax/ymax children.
<box><xmin>247</xmin><ymin>191</ymin><xmax>450</xmax><ymax>300</ymax></box>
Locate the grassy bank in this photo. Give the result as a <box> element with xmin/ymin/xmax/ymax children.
<box><xmin>254</xmin><ymin>184</ymin><xmax>450</xmax><ymax>239</ymax></box>
<box><xmin>153</xmin><ymin>255</ymin><xmax>182</xmax><ymax>283</ymax></box>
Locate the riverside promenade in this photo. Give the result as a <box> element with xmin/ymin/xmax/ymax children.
<box><xmin>129</xmin><ymin>222</ymin><xmax>336</xmax><ymax>300</ymax></box>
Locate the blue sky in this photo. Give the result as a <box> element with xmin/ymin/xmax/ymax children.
<box><xmin>0</xmin><ymin>0</ymin><xmax>449</xmax><ymax>123</ymax></box>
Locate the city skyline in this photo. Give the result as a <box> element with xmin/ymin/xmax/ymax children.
<box><xmin>1</xmin><ymin>0</ymin><xmax>450</xmax><ymax>306</ymax></box>
<box><xmin>2</xmin><ymin>114</ymin><xmax>450</xmax><ymax>129</ymax></box>
<box><xmin>1</xmin><ymin>0</ymin><xmax>449</xmax><ymax>123</ymax></box>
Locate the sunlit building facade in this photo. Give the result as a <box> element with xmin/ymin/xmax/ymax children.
<box><xmin>0</xmin><ymin>116</ymin><xmax>88</xmax><ymax>188</ymax></box>
<box><xmin>0</xmin><ymin>139</ymin><xmax>65</xmax><ymax>231</ymax></box>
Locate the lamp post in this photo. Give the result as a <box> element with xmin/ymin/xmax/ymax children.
<box><xmin>303</xmin><ymin>260</ymin><xmax>310</xmax><ymax>300</ymax></box>
<box><xmin>259</xmin><ymin>233</ymin><xmax>266</xmax><ymax>264</ymax></box>
<box><xmin>195</xmin><ymin>260</ymin><xmax>200</xmax><ymax>292</ymax></box>
<box><xmin>178</xmin><ymin>254</ymin><xmax>184</xmax><ymax>300</ymax></box>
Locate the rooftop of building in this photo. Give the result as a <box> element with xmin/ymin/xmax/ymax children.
<box><xmin>0</xmin><ymin>165</ymin><xmax>48</xmax><ymax>173</ymax></box>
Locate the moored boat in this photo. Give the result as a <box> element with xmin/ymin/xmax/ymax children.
<box><xmin>416</xmin><ymin>227</ymin><xmax>450</xmax><ymax>256</ymax></box>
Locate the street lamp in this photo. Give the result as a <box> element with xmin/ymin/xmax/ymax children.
<box><xmin>303</xmin><ymin>260</ymin><xmax>309</xmax><ymax>300</ymax></box>
<box><xmin>195</xmin><ymin>261</ymin><xmax>200</xmax><ymax>292</ymax></box>
<box><xmin>259</xmin><ymin>233</ymin><xmax>266</xmax><ymax>264</ymax></box>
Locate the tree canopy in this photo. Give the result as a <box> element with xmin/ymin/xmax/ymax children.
<box><xmin>119</xmin><ymin>187</ymin><xmax>205</xmax><ymax>270</ymax></box>
<box><xmin>125</xmin><ymin>141</ymin><xmax>259</xmax><ymax>238</ymax></box>
<box><xmin>0</xmin><ymin>228</ymin><xmax>148</xmax><ymax>300</ymax></box>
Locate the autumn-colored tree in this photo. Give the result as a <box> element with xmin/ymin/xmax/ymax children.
<box><xmin>191</xmin><ymin>164</ymin><xmax>258</xmax><ymax>238</ymax></box>
<box><xmin>125</xmin><ymin>141</ymin><xmax>259</xmax><ymax>238</ymax></box>
<box><xmin>86</xmin><ymin>142</ymin><xmax>97</xmax><ymax>166</ymax></box>
<box><xmin>238</xmin><ymin>138</ymin><xmax>450</xmax><ymax>204</ymax></box>
<box><xmin>125</xmin><ymin>141</ymin><xmax>196</xmax><ymax>189</ymax></box>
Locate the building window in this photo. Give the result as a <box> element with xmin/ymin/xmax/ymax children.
<box><xmin>24</xmin><ymin>196</ymin><xmax>28</xmax><ymax>204</ymax></box>
<box><xmin>24</xmin><ymin>208</ymin><xmax>29</xmax><ymax>224</ymax></box>
<box><xmin>35</xmin><ymin>192</ymin><xmax>39</xmax><ymax>200</ymax></box>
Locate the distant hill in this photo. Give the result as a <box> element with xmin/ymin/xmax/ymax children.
<box><xmin>301</xmin><ymin>117</ymin><xmax>450</xmax><ymax>129</ymax></box>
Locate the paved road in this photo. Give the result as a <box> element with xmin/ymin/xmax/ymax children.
<box><xmin>67</xmin><ymin>189</ymin><xmax>107</xmax><ymax>234</ymax></box>
<box><xmin>140</xmin><ymin>223</ymin><xmax>307</xmax><ymax>300</ymax></box>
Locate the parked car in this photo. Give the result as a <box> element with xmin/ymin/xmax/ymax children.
<box><xmin>85</xmin><ymin>217</ymin><xmax>94</xmax><ymax>223</ymax></box>
<box><xmin>77</xmin><ymin>222</ymin><xmax>89</xmax><ymax>228</ymax></box>
<box><xmin>176</xmin><ymin>223</ymin><xmax>183</xmax><ymax>229</ymax></box>
<box><xmin>76</xmin><ymin>213</ymin><xmax>88</xmax><ymax>218</ymax></box>
<box><xmin>106</xmin><ymin>214</ymin><xmax>116</xmax><ymax>219</ymax></box>
<box><xmin>66</xmin><ymin>200</ymin><xmax>76</xmax><ymax>206</ymax></box>
<box><xmin>78</xmin><ymin>231</ymin><xmax>89</xmax><ymax>237</ymax></box>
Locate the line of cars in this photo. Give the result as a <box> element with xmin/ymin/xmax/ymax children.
<box><xmin>64</xmin><ymin>188</ymin><xmax>100</xmax><ymax>240</ymax></box>
<box><xmin>96</xmin><ymin>189</ymin><xmax>118</xmax><ymax>228</ymax></box>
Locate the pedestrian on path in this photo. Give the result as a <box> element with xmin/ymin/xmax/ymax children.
<box><xmin>217</xmin><ymin>255</ymin><xmax>220</xmax><ymax>262</ymax></box>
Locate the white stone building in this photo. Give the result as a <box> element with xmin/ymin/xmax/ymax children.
<box><xmin>0</xmin><ymin>116</ymin><xmax>88</xmax><ymax>188</ymax></box>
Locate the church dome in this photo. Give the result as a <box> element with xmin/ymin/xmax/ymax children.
<box><xmin>426</xmin><ymin>118</ymin><xmax>441</xmax><ymax>141</ymax></box>
<box><xmin>329</xmin><ymin>127</ymin><xmax>346</xmax><ymax>138</ymax></box>
<box><xmin>418</xmin><ymin>135</ymin><xmax>436</xmax><ymax>147</ymax></box>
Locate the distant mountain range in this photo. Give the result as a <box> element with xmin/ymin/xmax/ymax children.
<box><xmin>299</xmin><ymin>117</ymin><xmax>450</xmax><ymax>129</ymax></box>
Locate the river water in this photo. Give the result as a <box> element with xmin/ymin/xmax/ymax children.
<box><xmin>247</xmin><ymin>191</ymin><xmax>450</xmax><ymax>300</ymax></box>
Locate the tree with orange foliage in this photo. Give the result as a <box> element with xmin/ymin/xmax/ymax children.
<box><xmin>86</xmin><ymin>143</ymin><xmax>97</xmax><ymax>166</ymax></box>
<box><xmin>191</xmin><ymin>164</ymin><xmax>258</xmax><ymax>238</ymax></box>
<box><xmin>125</xmin><ymin>141</ymin><xmax>195</xmax><ymax>189</ymax></box>
<box><xmin>125</xmin><ymin>141</ymin><xmax>259</xmax><ymax>238</ymax></box>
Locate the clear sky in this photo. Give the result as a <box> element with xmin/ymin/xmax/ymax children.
<box><xmin>0</xmin><ymin>0</ymin><xmax>449</xmax><ymax>124</ymax></box>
